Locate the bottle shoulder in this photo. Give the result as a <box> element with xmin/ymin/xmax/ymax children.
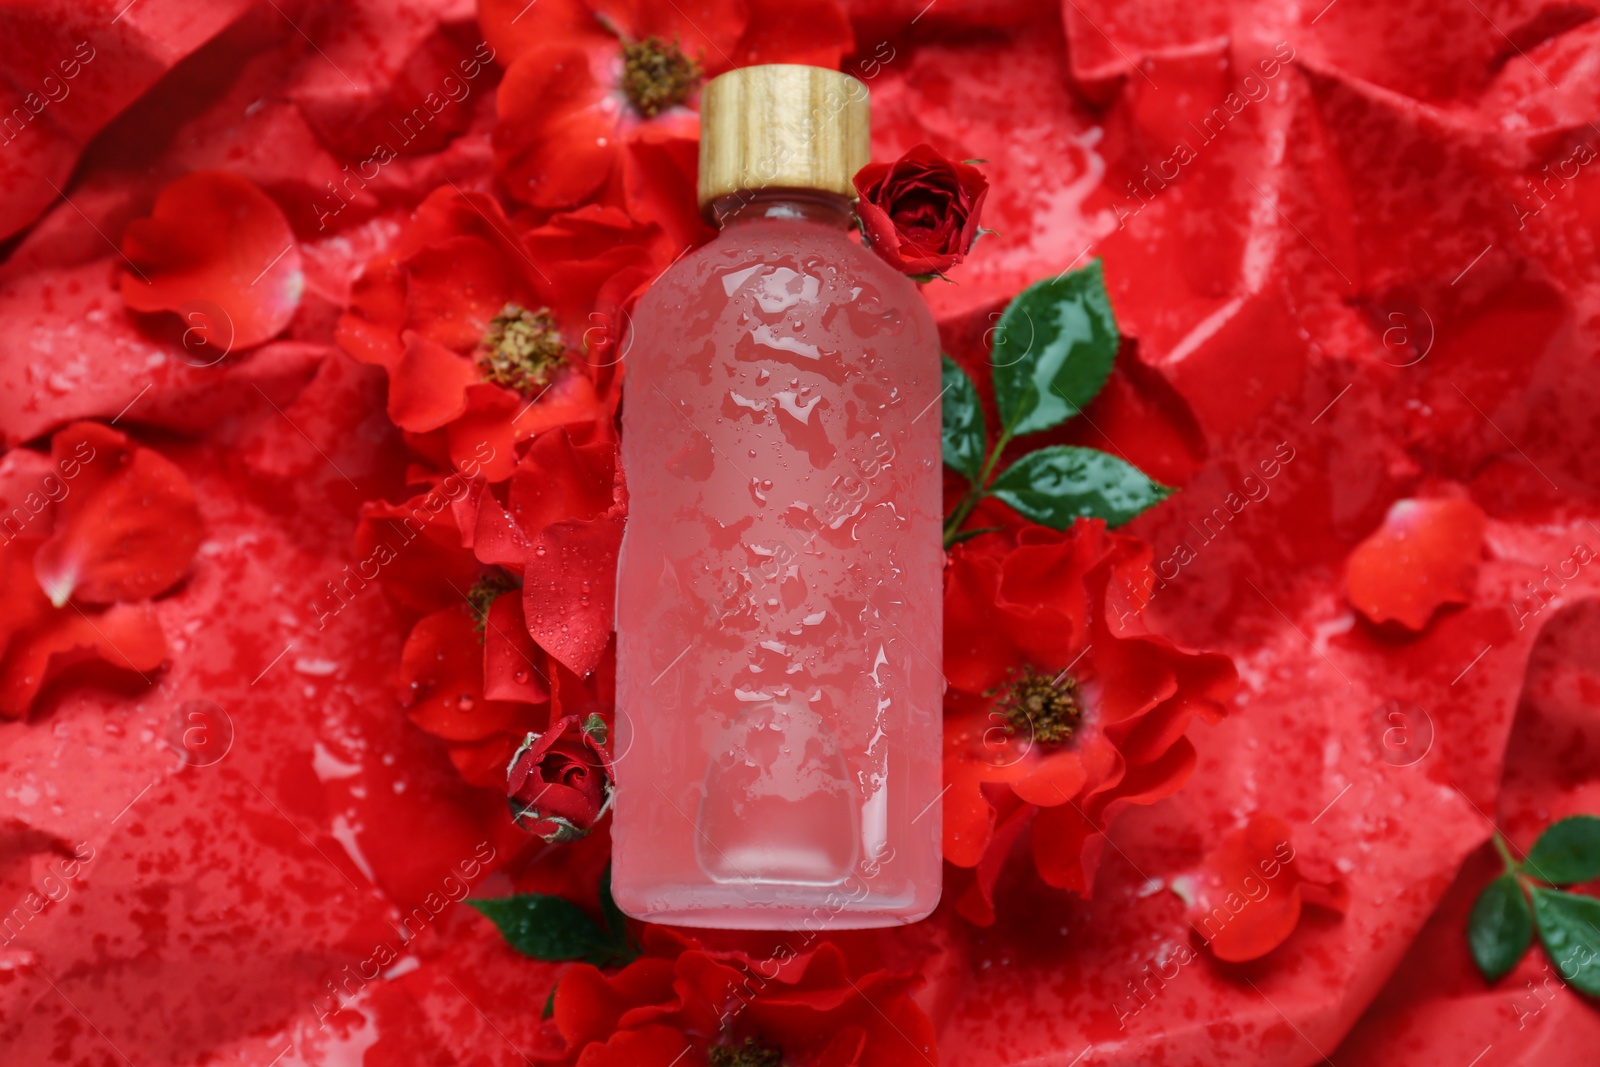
<box><xmin>633</xmin><ymin>222</ymin><xmax>935</xmax><ymax>332</ymax></box>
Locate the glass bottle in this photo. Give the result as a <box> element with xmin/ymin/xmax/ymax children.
<box><xmin>611</xmin><ymin>64</ymin><xmax>943</xmax><ymax>929</ymax></box>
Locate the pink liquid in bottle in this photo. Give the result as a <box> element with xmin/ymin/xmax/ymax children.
<box><xmin>611</xmin><ymin>189</ymin><xmax>945</xmax><ymax>929</ymax></box>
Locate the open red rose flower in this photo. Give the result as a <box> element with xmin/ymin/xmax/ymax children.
<box><xmin>536</xmin><ymin>927</ymin><xmax>936</xmax><ymax>1066</ymax></box>
<box><xmin>9</xmin><ymin>2</ymin><xmax>1600</xmax><ymax>1064</ymax></box>
<box><xmin>480</xmin><ymin>0</ymin><xmax>854</xmax><ymax>230</ymax></box>
<box><xmin>942</xmin><ymin>520</ymin><xmax>1236</xmax><ymax>923</ymax></box>
<box><xmin>854</xmin><ymin>144</ymin><xmax>989</xmax><ymax>276</ymax></box>
<box><xmin>507</xmin><ymin>712</ymin><xmax>614</xmax><ymax>841</ymax></box>
<box><xmin>360</xmin><ymin>476</ymin><xmax>552</xmax><ymax>785</ymax></box>
<box><xmin>336</xmin><ymin>187</ymin><xmax>648</xmax><ymax>481</ymax></box>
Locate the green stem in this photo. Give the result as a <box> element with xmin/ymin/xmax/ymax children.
<box><xmin>943</xmin><ymin>429</ymin><xmax>1012</xmax><ymax>549</ymax></box>
<box><xmin>1492</xmin><ymin>832</ymin><xmax>1520</xmax><ymax>874</ymax></box>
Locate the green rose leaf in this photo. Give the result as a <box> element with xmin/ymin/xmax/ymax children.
<box><xmin>467</xmin><ymin>892</ymin><xmax>631</xmax><ymax>967</ymax></box>
<box><xmin>599</xmin><ymin>863</ymin><xmax>632</xmax><ymax>951</ymax></box>
<box><xmin>1526</xmin><ymin>815</ymin><xmax>1600</xmax><ymax>885</ymax></box>
<box><xmin>991</xmin><ymin>260</ymin><xmax>1118</xmax><ymax>436</ymax></box>
<box><xmin>988</xmin><ymin>446</ymin><xmax>1173</xmax><ymax>529</ymax></box>
<box><xmin>1467</xmin><ymin>873</ymin><xmax>1533</xmax><ymax>982</ymax></box>
<box><xmin>941</xmin><ymin>354</ymin><xmax>987</xmax><ymax>483</ymax></box>
<box><xmin>1530</xmin><ymin>885</ymin><xmax>1600</xmax><ymax>996</ymax></box>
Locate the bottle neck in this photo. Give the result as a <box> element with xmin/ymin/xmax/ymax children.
<box><xmin>710</xmin><ymin>190</ymin><xmax>853</xmax><ymax>231</ymax></box>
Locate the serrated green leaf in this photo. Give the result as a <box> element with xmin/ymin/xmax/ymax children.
<box><xmin>1526</xmin><ymin>815</ymin><xmax>1600</xmax><ymax>885</ymax></box>
<box><xmin>467</xmin><ymin>894</ymin><xmax>617</xmax><ymax>964</ymax></box>
<box><xmin>1531</xmin><ymin>886</ymin><xmax>1600</xmax><ymax>996</ymax></box>
<box><xmin>991</xmin><ymin>261</ymin><xmax>1118</xmax><ymax>436</ymax></box>
<box><xmin>1468</xmin><ymin>873</ymin><xmax>1533</xmax><ymax>982</ymax></box>
<box><xmin>940</xmin><ymin>354</ymin><xmax>986</xmax><ymax>483</ymax></box>
<box><xmin>988</xmin><ymin>446</ymin><xmax>1173</xmax><ymax>529</ymax></box>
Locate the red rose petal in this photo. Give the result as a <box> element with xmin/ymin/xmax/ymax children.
<box><xmin>1177</xmin><ymin>813</ymin><xmax>1348</xmax><ymax>963</ymax></box>
<box><xmin>0</xmin><ymin>600</ymin><xmax>166</xmax><ymax>720</ymax></box>
<box><xmin>940</xmin><ymin>742</ymin><xmax>1010</xmax><ymax>868</ymax></box>
<box><xmin>589</xmin><ymin>0</ymin><xmax>750</xmax><ymax>71</ymax></box>
<box><xmin>446</xmin><ymin>385</ymin><xmax>525</xmax><ymax>485</ymax></box>
<box><xmin>471</xmin><ymin>475</ymin><xmax>535</xmax><ymax>569</ymax></box>
<box><xmin>578</xmin><ymin>1023</ymin><xmax>697</xmax><ymax>1066</ymax></box>
<box><xmin>398</xmin><ymin>605</ymin><xmax>526</xmax><ymax>742</ymax></box>
<box><xmin>619</xmin><ymin>119</ymin><xmax>715</xmax><ymax>262</ymax></box>
<box><xmin>387</xmin><ymin>332</ymin><xmax>477</xmax><ymax>433</ymax></box>
<box><xmin>1345</xmin><ymin>496</ymin><xmax>1487</xmax><ymax>630</ymax></box>
<box><xmin>552</xmin><ymin>958</ymin><xmax>678</xmax><ymax>1047</ymax></box>
<box><xmin>335</xmin><ymin>258</ymin><xmax>409</xmax><ymax>370</ymax></box>
<box><xmin>120</xmin><ymin>170</ymin><xmax>303</xmax><ymax>351</ymax></box>
<box><xmin>400</xmin><ymin>234</ymin><xmax>521</xmax><ymax>351</ymax></box>
<box><xmin>523</xmin><ymin>509</ymin><xmax>624</xmax><ymax>677</ymax></box>
<box><xmin>522</xmin><ymin>204</ymin><xmax>661</xmax><ymax>328</ymax></box>
<box><xmin>943</xmin><ymin>545</ymin><xmax>1018</xmax><ymax>693</ymax></box>
<box><xmin>495</xmin><ymin>47</ymin><xmax>618</xmax><ymax>210</ymax></box>
<box><xmin>483</xmin><ymin>593</ymin><xmax>551</xmax><ymax>704</ymax></box>
<box><xmin>1028</xmin><ymin>800</ymin><xmax>1101</xmax><ymax>894</ymax></box>
<box><xmin>510</xmin><ymin>428</ymin><xmax>619</xmax><ymax>534</ymax></box>
<box><xmin>1010</xmin><ymin>749</ymin><xmax>1089</xmax><ymax>808</ymax></box>
<box><xmin>446</xmin><ymin>731</ymin><xmax>532</xmax><ymax>789</ymax></box>
<box><xmin>354</xmin><ymin>486</ymin><xmax>481</xmax><ymax>615</ymax></box>
<box><xmin>954</xmin><ymin>803</ymin><xmax>1033</xmax><ymax>926</ymax></box>
<box><xmin>479</xmin><ymin>0</ymin><xmax>611</xmax><ymax>68</ymax></box>
<box><xmin>31</xmin><ymin>422</ymin><xmax>202</xmax><ymax>607</ymax></box>
<box><xmin>509</xmin><ymin>369</ymin><xmax>607</xmax><ymax>440</ymax></box>
<box><xmin>336</xmin><ymin>187</ymin><xmax>541</xmax><ymax>373</ymax></box>
<box><xmin>730</xmin><ymin>0</ymin><xmax>854</xmax><ymax>67</ymax></box>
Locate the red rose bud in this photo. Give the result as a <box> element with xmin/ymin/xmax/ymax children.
<box><xmin>853</xmin><ymin>144</ymin><xmax>989</xmax><ymax>277</ymax></box>
<box><xmin>506</xmin><ymin>713</ymin><xmax>613</xmax><ymax>841</ymax></box>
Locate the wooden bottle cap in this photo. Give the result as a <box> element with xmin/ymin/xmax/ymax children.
<box><xmin>697</xmin><ymin>64</ymin><xmax>870</xmax><ymax>210</ymax></box>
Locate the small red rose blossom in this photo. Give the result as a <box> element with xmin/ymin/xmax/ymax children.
<box><xmin>853</xmin><ymin>144</ymin><xmax>989</xmax><ymax>276</ymax></box>
<box><xmin>507</xmin><ymin>713</ymin><xmax>613</xmax><ymax>841</ymax></box>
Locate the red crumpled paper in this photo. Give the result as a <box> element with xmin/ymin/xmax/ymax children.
<box><xmin>3</xmin><ymin>0</ymin><xmax>1599</xmax><ymax>1064</ymax></box>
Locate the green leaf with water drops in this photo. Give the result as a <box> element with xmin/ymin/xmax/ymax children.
<box><xmin>468</xmin><ymin>875</ymin><xmax>635</xmax><ymax>968</ymax></box>
<box><xmin>941</xmin><ymin>354</ymin><xmax>987</xmax><ymax>483</ymax></box>
<box><xmin>991</xmin><ymin>260</ymin><xmax>1119</xmax><ymax>436</ymax></box>
<box><xmin>988</xmin><ymin>446</ymin><xmax>1173</xmax><ymax>529</ymax></box>
<box><xmin>467</xmin><ymin>894</ymin><xmax>611</xmax><ymax>962</ymax></box>
<box><xmin>1526</xmin><ymin>815</ymin><xmax>1600</xmax><ymax>885</ymax></box>
<box><xmin>1468</xmin><ymin>873</ymin><xmax>1533</xmax><ymax>982</ymax></box>
<box><xmin>1530</xmin><ymin>885</ymin><xmax>1600</xmax><ymax>996</ymax></box>
<box><xmin>598</xmin><ymin>863</ymin><xmax>633</xmax><ymax>955</ymax></box>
